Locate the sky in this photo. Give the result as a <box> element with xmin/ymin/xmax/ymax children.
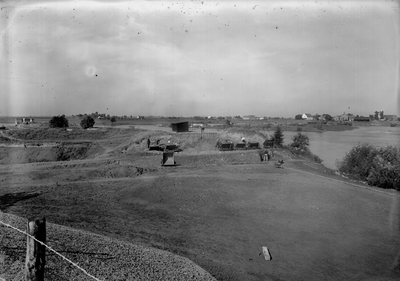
<box><xmin>0</xmin><ymin>0</ymin><xmax>399</xmax><ymax>117</ymax></box>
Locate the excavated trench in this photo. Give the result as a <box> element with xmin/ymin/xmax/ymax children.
<box><xmin>0</xmin><ymin>142</ymin><xmax>97</xmax><ymax>164</ymax></box>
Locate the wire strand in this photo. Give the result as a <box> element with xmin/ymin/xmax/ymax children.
<box><xmin>0</xmin><ymin>220</ymin><xmax>103</xmax><ymax>281</ymax></box>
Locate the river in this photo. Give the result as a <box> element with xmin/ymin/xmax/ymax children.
<box><xmin>266</xmin><ymin>126</ymin><xmax>400</xmax><ymax>170</ymax></box>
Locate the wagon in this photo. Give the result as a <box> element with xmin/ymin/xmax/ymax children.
<box><xmin>247</xmin><ymin>142</ymin><xmax>260</xmax><ymax>149</ymax></box>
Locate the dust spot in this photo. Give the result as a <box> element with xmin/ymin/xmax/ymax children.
<box><xmin>85</xmin><ymin>66</ymin><xmax>97</xmax><ymax>77</ymax></box>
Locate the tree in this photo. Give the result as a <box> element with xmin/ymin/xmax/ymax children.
<box><xmin>374</xmin><ymin>111</ymin><xmax>379</xmax><ymax>120</ymax></box>
<box><xmin>110</xmin><ymin>116</ymin><xmax>116</xmax><ymax>124</ymax></box>
<box><xmin>291</xmin><ymin>133</ymin><xmax>310</xmax><ymax>151</ymax></box>
<box><xmin>295</xmin><ymin>114</ymin><xmax>303</xmax><ymax>120</ymax></box>
<box><xmin>49</xmin><ymin>115</ymin><xmax>69</xmax><ymax>128</ymax></box>
<box><xmin>380</xmin><ymin>111</ymin><xmax>384</xmax><ymax>120</ymax></box>
<box><xmin>271</xmin><ymin>126</ymin><xmax>284</xmax><ymax>147</ymax></box>
<box><xmin>323</xmin><ymin>114</ymin><xmax>332</xmax><ymax>121</ymax></box>
<box><xmin>80</xmin><ymin>116</ymin><xmax>95</xmax><ymax>129</ymax></box>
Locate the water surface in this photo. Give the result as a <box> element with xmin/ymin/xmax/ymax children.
<box><xmin>267</xmin><ymin>126</ymin><xmax>400</xmax><ymax>170</ymax></box>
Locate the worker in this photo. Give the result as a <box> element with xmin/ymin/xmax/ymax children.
<box><xmin>147</xmin><ymin>138</ymin><xmax>151</xmax><ymax>148</ymax></box>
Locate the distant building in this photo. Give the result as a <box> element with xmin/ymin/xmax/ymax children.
<box><xmin>20</xmin><ymin>118</ymin><xmax>34</xmax><ymax>124</ymax></box>
<box><xmin>301</xmin><ymin>113</ymin><xmax>313</xmax><ymax>121</ymax></box>
<box><xmin>171</xmin><ymin>121</ymin><xmax>189</xmax><ymax>132</ymax></box>
<box><xmin>384</xmin><ymin>115</ymin><xmax>398</xmax><ymax>121</ymax></box>
<box><xmin>334</xmin><ymin>113</ymin><xmax>354</xmax><ymax>122</ymax></box>
<box><xmin>242</xmin><ymin>115</ymin><xmax>256</xmax><ymax>120</ymax></box>
<box><xmin>353</xmin><ymin>116</ymin><xmax>370</xmax><ymax>122</ymax></box>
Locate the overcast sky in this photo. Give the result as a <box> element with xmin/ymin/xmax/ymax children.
<box><xmin>0</xmin><ymin>0</ymin><xmax>399</xmax><ymax>117</ymax></box>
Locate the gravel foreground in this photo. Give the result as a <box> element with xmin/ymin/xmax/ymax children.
<box><xmin>0</xmin><ymin>211</ymin><xmax>217</xmax><ymax>281</ymax></box>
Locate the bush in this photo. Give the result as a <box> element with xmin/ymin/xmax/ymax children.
<box><xmin>49</xmin><ymin>115</ymin><xmax>69</xmax><ymax>128</ymax></box>
<box><xmin>336</xmin><ymin>143</ymin><xmax>378</xmax><ymax>179</ymax></box>
<box><xmin>367</xmin><ymin>146</ymin><xmax>400</xmax><ymax>190</ymax></box>
<box><xmin>337</xmin><ymin>144</ymin><xmax>400</xmax><ymax>190</ymax></box>
<box><xmin>284</xmin><ymin>132</ymin><xmax>322</xmax><ymax>164</ymax></box>
<box><xmin>80</xmin><ymin>116</ymin><xmax>95</xmax><ymax>129</ymax></box>
<box><xmin>291</xmin><ymin>132</ymin><xmax>309</xmax><ymax>151</ymax></box>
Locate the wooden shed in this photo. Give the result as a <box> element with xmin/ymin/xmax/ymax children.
<box><xmin>171</xmin><ymin>122</ymin><xmax>189</xmax><ymax>133</ymax></box>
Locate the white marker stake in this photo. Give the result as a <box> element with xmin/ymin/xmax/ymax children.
<box><xmin>262</xmin><ymin>246</ymin><xmax>272</xmax><ymax>261</ymax></box>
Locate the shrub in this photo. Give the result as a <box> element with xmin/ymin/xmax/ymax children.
<box><xmin>291</xmin><ymin>132</ymin><xmax>309</xmax><ymax>151</ymax></box>
<box><xmin>80</xmin><ymin>116</ymin><xmax>95</xmax><ymax>129</ymax></box>
<box><xmin>49</xmin><ymin>115</ymin><xmax>69</xmax><ymax>128</ymax></box>
<box><xmin>337</xmin><ymin>144</ymin><xmax>400</xmax><ymax>190</ymax></box>
<box><xmin>367</xmin><ymin>146</ymin><xmax>400</xmax><ymax>190</ymax></box>
<box><xmin>284</xmin><ymin>132</ymin><xmax>322</xmax><ymax>164</ymax></box>
<box><xmin>336</xmin><ymin>143</ymin><xmax>378</xmax><ymax>179</ymax></box>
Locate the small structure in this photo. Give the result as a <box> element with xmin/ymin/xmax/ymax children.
<box><xmin>353</xmin><ymin>116</ymin><xmax>370</xmax><ymax>122</ymax></box>
<box><xmin>302</xmin><ymin>113</ymin><xmax>314</xmax><ymax>121</ymax></box>
<box><xmin>384</xmin><ymin>115</ymin><xmax>398</xmax><ymax>121</ymax></box>
<box><xmin>218</xmin><ymin>142</ymin><xmax>234</xmax><ymax>151</ymax></box>
<box><xmin>263</xmin><ymin>140</ymin><xmax>274</xmax><ymax>148</ymax></box>
<box><xmin>242</xmin><ymin>115</ymin><xmax>256</xmax><ymax>120</ymax></box>
<box><xmin>149</xmin><ymin>145</ymin><xmax>161</xmax><ymax>151</ymax></box>
<box><xmin>161</xmin><ymin>152</ymin><xmax>176</xmax><ymax>166</ymax></box>
<box><xmin>164</xmin><ymin>144</ymin><xmax>178</xmax><ymax>151</ymax></box>
<box><xmin>171</xmin><ymin>122</ymin><xmax>189</xmax><ymax>133</ymax></box>
<box><xmin>334</xmin><ymin>113</ymin><xmax>355</xmax><ymax>122</ymax></box>
<box><xmin>247</xmin><ymin>142</ymin><xmax>260</xmax><ymax>149</ymax></box>
<box><xmin>235</xmin><ymin>143</ymin><xmax>246</xmax><ymax>150</ymax></box>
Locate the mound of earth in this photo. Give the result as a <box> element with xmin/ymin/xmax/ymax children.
<box><xmin>0</xmin><ymin>212</ymin><xmax>217</xmax><ymax>281</ymax></box>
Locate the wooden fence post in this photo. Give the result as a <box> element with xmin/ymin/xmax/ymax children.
<box><xmin>25</xmin><ymin>218</ymin><xmax>46</xmax><ymax>281</ymax></box>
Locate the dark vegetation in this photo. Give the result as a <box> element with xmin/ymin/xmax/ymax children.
<box><xmin>284</xmin><ymin>132</ymin><xmax>323</xmax><ymax>163</ymax></box>
<box><xmin>80</xmin><ymin>116</ymin><xmax>95</xmax><ymax>129</ymax></box>
<box><xmin>271</xmin><ymin>126</ymin><xmax>284</xmax><ymax>147</ymax></box>
<box><xmin>337</xmin><ymin>143</ymin><xmax>400</xmax><ymax>190</ymax></box>
<box><xmin>49</xmin><ymin>115</ymin><xmax>69</xmax><ymax>128</ymax></box>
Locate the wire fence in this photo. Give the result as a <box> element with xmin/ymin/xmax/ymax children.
<box><xmin>0</xmin><ymin>219</ymin><xmax>103</xmax><ymax>281</ymax></box>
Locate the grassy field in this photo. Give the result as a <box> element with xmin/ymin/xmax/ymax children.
<box><xmin>1</xmin><ymin>125</ymin><xmax>400</xmax><ymax>280</ymax></box>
